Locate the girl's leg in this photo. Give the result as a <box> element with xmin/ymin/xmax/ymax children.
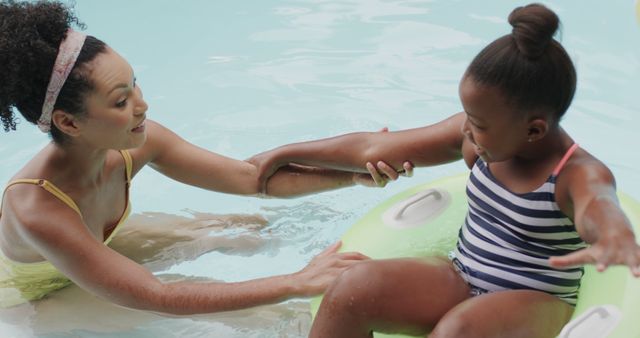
<box><xmin>430</xmin><ymin>290</ymin><xmax>574</xmax><ymax>338</ymax></box>
<box><xmin>309</xmin><ymin>257</ymin><xmax>471</xmax><ymax>338</ymax></box>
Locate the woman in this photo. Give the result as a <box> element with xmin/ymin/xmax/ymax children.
<box><xmin>0</xmin><ymin>1</ymin><xmax>410</xmax><ymax>312</ymax></box>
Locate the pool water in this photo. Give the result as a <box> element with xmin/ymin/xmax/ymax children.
<box><xmin>1</xmin><ymin>1</ymin><xmax>638</xmax><ymax>337</ymax></box>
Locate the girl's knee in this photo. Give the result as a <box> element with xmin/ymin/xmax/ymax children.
<box><xmin>429</xmin><ymin>311</ymin><xmax>474</xmax><ymax>338</ymax></box>
<box><xmin>323</xmin><ymin>261</ymin><xmax>387</xmax><ymax>313</ymax></box>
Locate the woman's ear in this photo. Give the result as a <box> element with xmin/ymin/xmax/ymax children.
<box><xmin>527</xmin><ymin>118</ymin><xmax>548</xmax><ymax>142</ymax></box>
<box><xmin>51</xmin><ymin>109</ymin><xmax>82</xmax><ymax>137</ymax></box>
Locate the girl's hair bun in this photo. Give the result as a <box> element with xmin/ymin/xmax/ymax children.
<box><xmin>508</xmin><ymin>3</ymin><xmax>559</xmax><ymax>59</ymax></box>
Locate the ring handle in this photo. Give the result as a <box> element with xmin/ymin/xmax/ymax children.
<box><xmin>392</xmin><ymin>189</ymin><xmax>442</xmax><ymax>220</ymax></box>
<box><xmin>559</xmin><ymin>305</ymin><xmax>622</xmax><ymax>338</ymax></box>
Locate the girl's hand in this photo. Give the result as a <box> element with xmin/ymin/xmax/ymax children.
<box><xmin>353</xmin><ymin>160</ymin><xmax>414</xmax><ymax>187</ymax></box>
<box><xmin>549</xmin><ymin>230</ymin><xmax>640</xmax><ymax>277</ymax></box>
<box><xmin>291</xmin><ymin>241</ymin><xmax>369</xmax><ymax>296</ymax></box>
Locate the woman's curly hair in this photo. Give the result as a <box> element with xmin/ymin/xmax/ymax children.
<box><xmin>0</xmin><ymin>0</ymin><xmax>107</xmax><ymax>144</ymax></box>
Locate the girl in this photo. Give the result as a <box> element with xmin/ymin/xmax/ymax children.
<box><xmin>252</xmin><ymin>3</ymin><xmax>640</xmax><ymax>337</ymax></box>
<box><xmin>0</xmin><ymin>1</ymin><xmax>410</xmax><ymax>312</ymax></box>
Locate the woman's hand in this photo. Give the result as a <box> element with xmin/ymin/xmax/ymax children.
<box><xmin>353</xmin><ymin>160</ymin><xmax>414</xmax><ymax>188</ymax></box>
<box><xmin>246</xmin><ymin>149</ymin><xmax>284</xmax><ymax>194</ymax></box>
<box><xmin>549</xmin><ymin>229</ymin><xmax>640</xmax><ymax>277</ymax></box>
<box><xmin>291</xmin><ymin>241</ymin><xmax>369</xmax><ymax>297</ymax></box>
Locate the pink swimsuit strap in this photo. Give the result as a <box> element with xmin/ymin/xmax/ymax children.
<box><xmin>551</xmin><ymin>143</ymin><xmax>579</xmax><ymax>176</ymax></box>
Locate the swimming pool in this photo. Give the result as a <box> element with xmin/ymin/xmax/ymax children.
<box><xmin>1</xmin><ymin>1</ymin><xmax>638</xmax><ymax>337</ymax></box>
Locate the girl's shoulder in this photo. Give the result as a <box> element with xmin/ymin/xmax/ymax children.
<box><xmin>461</xmin><ymin>137</ymin><xmax>479</xmax><ymax>169</ymax></box>
<box><xmin>559</xmin><ymin>147</ymin><xmax>612</xmax><ymax>182</ymax></box>
<box><xmin>554</xmin><ymin>147</ymin><xmax>615</xmax><ymax>214</ymax></box>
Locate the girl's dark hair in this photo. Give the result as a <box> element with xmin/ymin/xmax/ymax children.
<box><xmin>0</xmin><ymin>0</ymin><xmax>107</xmax><ymax>144</ymax></box>
<box><xmin>466</xmin><ymin>3</ymin><xmax>576</xmax><ymax>122</ymax></box>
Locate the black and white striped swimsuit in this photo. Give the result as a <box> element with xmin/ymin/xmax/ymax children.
<box><xmin>451</xmin><ymin>144</ymin><xmax>586</xmax><ymax>305</ymax></box>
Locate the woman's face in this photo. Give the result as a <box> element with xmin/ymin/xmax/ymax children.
<box><xmin>76</xmin><ymin>47</ymin><xmax>148</xmax><ymax>150</ymax></box>
<box><xmin>458</xmin><ymin>75</ymin><xmax>530</xmax><ymax>163</ymax></box>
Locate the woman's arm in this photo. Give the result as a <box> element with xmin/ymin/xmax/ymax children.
<box><xmin>249</xmin><ymin>113</ymin><xmax>467</xmax><ymax>186</ymax></box>
<box><xmin>130</xmin><ymin>120</ymin><xmax>390</xmax><ymax>197</ymax></box>
<box><xmin>549</xmin><ymin>161</ymin><xmax>640</xmax><ymax>276</ymax></box>
<box><xmin>12</xmin><ymin>187</ymin><xmax>367</xmax><ymax>314</ymax></box>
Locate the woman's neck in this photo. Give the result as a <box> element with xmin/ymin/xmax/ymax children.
<box><xmin>46</xmin><ymin>141</ymin><xmax>111</xmax><ymax>190</ymax></box>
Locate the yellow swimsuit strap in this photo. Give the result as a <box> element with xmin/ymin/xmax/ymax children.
<box><xmin>1</xmin><ymin>150</ymin><xmax>133</xmax><ymax>218</ymax></box>
<box><xmin>120</xmin><ymin>149</ymin><xmax>133</xmax><ymax>187</ymax></box>
<box><xmin>3</xmin><ymin>179</ymin><xmax>82</xmax><ymax>216</ymax></box>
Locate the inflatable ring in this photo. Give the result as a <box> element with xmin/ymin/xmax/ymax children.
<box><xmin>311</xmin><ymin>174</ymin><xmax>640</xmax><ymax>338</ymax></box>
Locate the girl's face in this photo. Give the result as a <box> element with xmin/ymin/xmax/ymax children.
<box><xmin>75</xmin><ymin>47</ymin><xmax>148</xmax><ymax>150</ymax></box>
<box><xmin>458</xmin><ymin>76</ymin><xmax>531</xmax><ymax>163</ymax></box>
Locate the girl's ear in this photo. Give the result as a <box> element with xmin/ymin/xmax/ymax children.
<box><xmin>527</xmin><ymin>118</ymin><xmax>548</xmax><ymax>142</ymax></box>
<box><xmin>51</xmin><ymin>109</ymin><xmax>82</xmax><ymax>137</ymax></box>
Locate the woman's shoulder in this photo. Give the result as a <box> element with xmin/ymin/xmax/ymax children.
<box><xmin>0</xmin><ymin>178</ymin><xmax>84</xmax><ymax>262</ymax></box>
<box><xmin>125</xmin><ymin>119</ymin><xmax>173</xmax><ymax>176</ymax></box>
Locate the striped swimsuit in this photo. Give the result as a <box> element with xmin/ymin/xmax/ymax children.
<box><xmin>451</xmin><ymin>144</ymin><xmax>586</xmax><ymax>305</ymax></box>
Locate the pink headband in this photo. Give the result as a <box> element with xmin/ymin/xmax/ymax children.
<box><xmin>37</xmin><ymin>29</ymin><xmax>87</xmax><ymax>133</ymax></box>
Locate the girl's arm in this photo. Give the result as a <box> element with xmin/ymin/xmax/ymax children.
<box><xmin>259</xmin><ymin>163</ymin><xmax>406</xmax><ymax>197</ymax></box>
<box><xmin>249</xmin><ymin>113</ymin><xmax>467</xmax><ymax>187</ymax></box>
<box><xmin>10</xmin><ymin>187</ymin><xmax>367</xmax><ymax>314</ymax></box>
<box><xmin>549</xmin><ymin>161</ymin><xmax>640</xmax><ymax>276</ymax></box>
